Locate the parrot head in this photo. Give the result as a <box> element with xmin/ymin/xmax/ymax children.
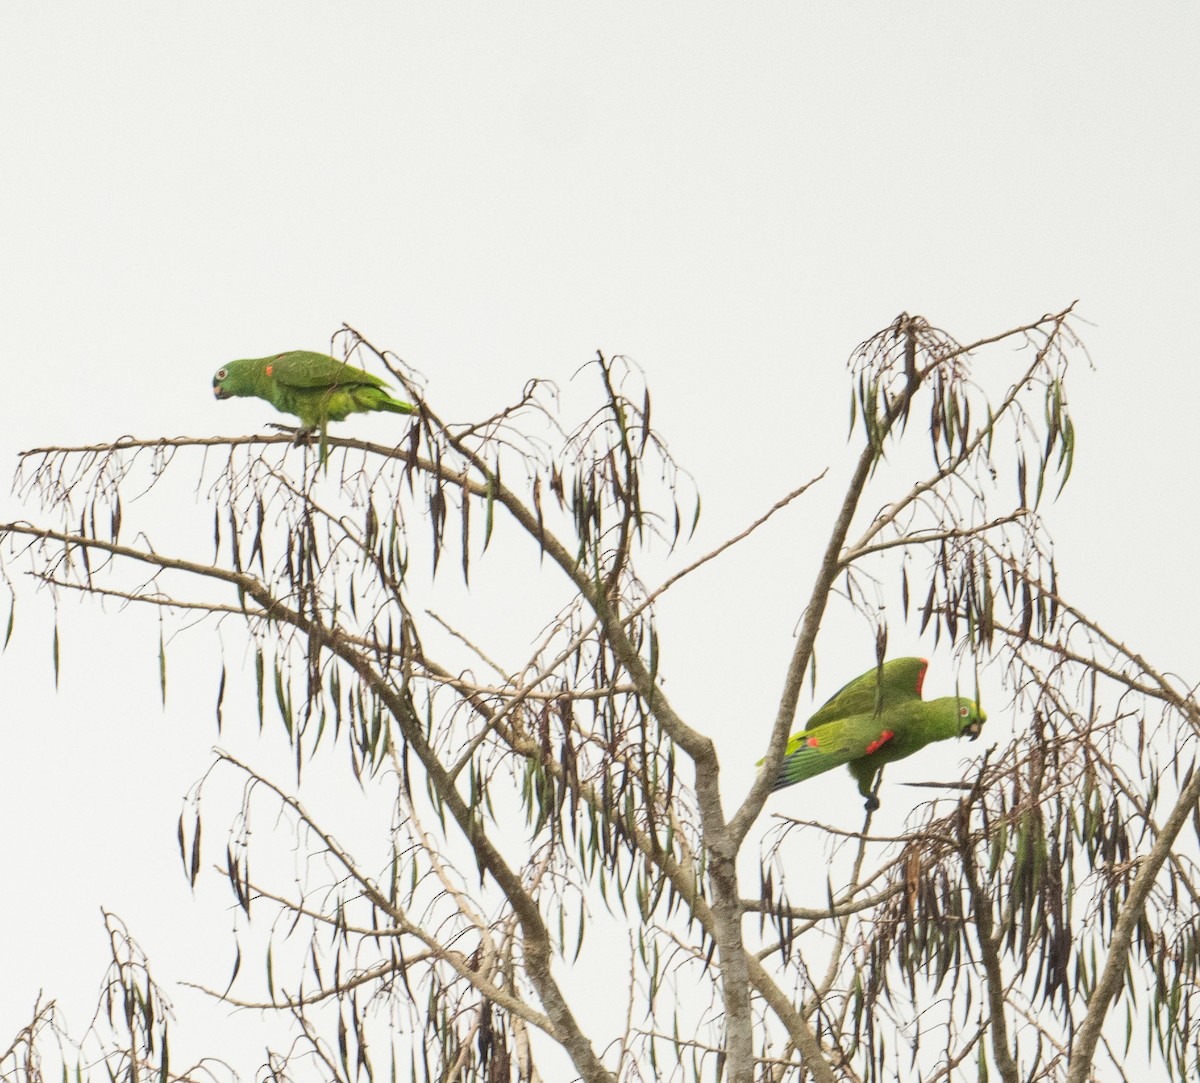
<box><xmin>957</xmin><ymin>700</ymin><xmax>986</xmax><ymax>740</ymax></box>
<box><xmin>212</xmin><ymin>358</ymin><xmax>258</xmax><ymax>400</ymax></box>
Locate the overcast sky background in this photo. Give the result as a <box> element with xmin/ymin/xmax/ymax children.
<box><xmin>2</xmin><ymin>4</ymin><xmax>1199</xmax><ymax>1074</ymax></box>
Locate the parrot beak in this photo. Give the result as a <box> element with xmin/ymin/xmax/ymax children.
<box><xmin>213</xmin><ymin>384</ymin><xmax>229</xmax><ymax>399</ymax></box>
<box><xmin>964</xmin><ymin>706</ymin><xmax>986</xmax><ymax>740</ymax></box>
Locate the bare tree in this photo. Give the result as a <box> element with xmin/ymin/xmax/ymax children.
<box><xmin>4</xmin><ymin>307</ymin><xmax>1197</xmax><ymax>1082</ymax></box>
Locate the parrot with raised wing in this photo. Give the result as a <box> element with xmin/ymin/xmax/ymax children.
<box><xmin>766</xmin><ymin>657</ymin><xmax>986</xmax><ymax>810</ymax></box>
<box><xmin>212</xmin><ymin>351</ymin><xmax>414</xmax><ymax>441</ymax></box>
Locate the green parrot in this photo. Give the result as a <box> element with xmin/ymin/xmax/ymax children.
<box><xmin>767</xmin><ymin>657</ymin><xmax>986</xmax><ymax>810</ymax></box>
<box><xmin>212</xmin><ymin>351</ymin><xmax>415</xmax><ymax>441</ymax></box>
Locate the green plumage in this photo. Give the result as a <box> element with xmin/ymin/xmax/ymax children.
<box><xmin>213</xmin><ymin>351</ymin><xmax>415</xmax><ymax>437</ymax></box>
<box><xmin>768</xmin><ymin>657</ymin><xmax>986</xmax><ymax>809</ymax></box>
<box><xmin>800</xmin><ymin>656</ymin><xmax>929</xmax><ymax>731</ymax></box>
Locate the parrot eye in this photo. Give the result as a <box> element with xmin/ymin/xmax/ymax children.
<box><xmin>216</xmin><ymin>368</ymin><xmax>228</xmax><ymax>380</ymax></box>
<box><xmin>959</xmin><ymin>705</ymin><xmax>969</xmax><ymax>717</ymax></box>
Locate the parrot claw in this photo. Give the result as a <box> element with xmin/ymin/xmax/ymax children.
<box><xmin>863</xmin><ymin>794</ymin><xmax>880</xmax><ymax>813</ymax></box>
<box><xmin>265</xmin><ymin>422</ymin><xmax>315</xmax><ymax>446</ymax></box>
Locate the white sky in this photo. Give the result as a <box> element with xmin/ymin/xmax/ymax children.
<box><xmin>2</xmin><ymin>4</ymin><xmax>1199</xmax><ymax>1075</ymax></box>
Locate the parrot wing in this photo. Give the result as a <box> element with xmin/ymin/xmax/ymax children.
<box><xmin>268</xmin><ymin>351</ymin><xmax>388</xmax><ymax>390</ymax></box>
<box><xmin>773</xmin><ymin>713</ymin><xmax>899</xmax><ymax>791</ymax></box>
<box><xmin>802</xmin><ymin>656</ymin><xmax>927</xmax><ymax>731</ymax></box>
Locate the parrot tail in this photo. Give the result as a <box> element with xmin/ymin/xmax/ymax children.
<box><xmin>377</xmin><ymin>394</ymin><xmax>416</xmax><ymax>415</ymax></box>
<box><xmin>353</xmin><ymin>386</ymin><xmax>416</xmax><ymax>415</ymax></box>
<box><xmin>771</xmin><ymin>743</ymin><xmax>833</xmax><ymax>791</ymax></box>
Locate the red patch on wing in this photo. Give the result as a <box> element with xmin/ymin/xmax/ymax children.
<box><xmin>915</xmin><ymin>659</ymin><xmax>928</xmax><ymax>698</ymax></box>
<box><xmin>865</xmin><ymin>729</ymin><xmax>895</xmax><ymax>755</ymax></box>
<box><xmin>265</xmin><ymin>364</ymin><xmax>274</xmax><ymax>376</ymax></box>
<box><xmin>807</xmin><ymin>736</ymin><xmax>819</xmax><ymax>747</ymax></box>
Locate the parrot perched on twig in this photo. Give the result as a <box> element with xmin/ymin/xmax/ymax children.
<box><xmin>212</xmin><ymin>351</ymin><xmax>415</xmax><ymax>444</ymax></box>
<box><xmin>765</xmin><ymin>657</ymin><xmax>986</xmax><ymax>810</ymax></box>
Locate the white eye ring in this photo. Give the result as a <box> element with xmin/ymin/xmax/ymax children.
<box><xmin>216</xmin><ymin>368</ymin><xmax>228</xmax><ymax>380</ymax></box>
<box><xmin>959</xmin><ymin>705</ymin><xmax>969</xmax><ymax>717</ymax></box>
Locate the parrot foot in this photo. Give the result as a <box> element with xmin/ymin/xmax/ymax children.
<box><xmin>266</xmin><ymin>423</ymin><xmax>315</xmax><ymax>447</ymax></box>
<box><xmin>863</xmin><ymin>795</ymin><xmax>881</xmax><ymax>813</ymax></box>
